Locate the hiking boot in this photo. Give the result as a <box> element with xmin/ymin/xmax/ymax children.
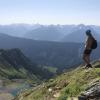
<box><xmin>87</xmin><ymin>64</ymin><xmax>92</xmax><ymax>68</ymax></box>
<box><xmin>85</xmin><ymin>64</ymin><xmax>92</xmax><ymax>69</ymax></box>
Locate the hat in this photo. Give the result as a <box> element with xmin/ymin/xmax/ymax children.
<box><xmin>86</xmin><ymin>30</ymin><xmax>91</xmax><ymax>36</ymax></box>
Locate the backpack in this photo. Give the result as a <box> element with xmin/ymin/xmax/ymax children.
<box><xmin>91</xmin><ymin>39</ymin><xmax>97</xmax><ymax>49</ymax></box>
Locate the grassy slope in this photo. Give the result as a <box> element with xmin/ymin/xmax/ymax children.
<box><xmin>0</xmin><ymin>64</ymin><xmax>40</xmax><ymax>84</ymax></box>
<box><xmin>15</xmin><ymin>61</ymin><xmax>100</xmax><ymax>100</ymax></box>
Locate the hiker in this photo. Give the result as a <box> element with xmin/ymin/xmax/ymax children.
<box><xmin>83</xmin><ymin>30</ymin><xmax>97</xmax><ymax>68</ymax></box>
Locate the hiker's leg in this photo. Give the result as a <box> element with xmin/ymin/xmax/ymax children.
<box><xmin>86</xmin><ymin>55</ymin><xmax>92</xmax><ymax>67</ymax></box>
<box><xmin>83</xmin><ymin>54</ymin><xmax>92</xmax><ymax>68</ymax></box>
<box><xmin>83</xmin><ymin>54</ymin><xmax>89</xmax><ymax>65</ymax></box>
<box><xmin>85</xmin><ymin>55</ymin><xmax>90</xmax><ymax>65</ymax></box>
<box><xmin>83</xmin><ymin>49</ymin><xmax>92</xmax><ymax>66</ymax></box>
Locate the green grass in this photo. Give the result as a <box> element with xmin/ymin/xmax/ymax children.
<box><xmin>43</xmin><ymin>66</ymin><xmax>57</xmax><ymax>74</ymax></box>
<box><xmin>15</xmin><ymin>61</ymin><xmax>100</xmax><ymax>100</ymax></box>
<box><xmin>0</xmin><ymin>65</ymin><xmax>40</xmax><ymax>85</ymax></box>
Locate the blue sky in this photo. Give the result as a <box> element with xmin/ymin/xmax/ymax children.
<box><xmin>0</xmin><ymin>0</ymin><xmax>100</xmax><ymax>25</ymax></box>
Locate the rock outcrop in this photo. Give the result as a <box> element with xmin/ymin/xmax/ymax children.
<box><xmin>78</xmin><ymin>79</ymin><xmax>100</xmax><ymax>100</ymax></box>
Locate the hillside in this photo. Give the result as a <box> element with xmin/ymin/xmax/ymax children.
<box><xmin>0</xmin><ymin>48</ymin><xmax>55</xmax><ymax>80</ymax></box>
<box><xmin>15</xmin><ymin>60</ymin><xmax>100</xmax><ymax>100</ymax></box>
<box><xmin>0</xmin><ymin>48</ymin><xmax>40</xmax><ymax>100</ymax></box>
<box><xmin>0</xmin><ymin>48</ymin><xmax>37</xmax><ymax>81</ymax></box>
<box><xmin>0</xmin><ymin>48</ymin><xmax>57</xmax><ymax>100</ymax></box>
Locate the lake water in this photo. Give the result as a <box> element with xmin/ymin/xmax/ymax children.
<box><xmin>0</xmin><ymin>82</ymin><xmax>31</xmax><ymax>96</ymax></box>
<box><xmin>10</xmin><ymin>83</ymin><xmax>31</xmax><ymax>96</ymax></box>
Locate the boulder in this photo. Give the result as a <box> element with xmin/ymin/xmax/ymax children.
<box><xmin>78</xmin><ymin>80</ymin><xmax>100</xmax><ymax>100</ymax></box>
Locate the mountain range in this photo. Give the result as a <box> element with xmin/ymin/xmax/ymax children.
<box><xmin>0</xmin><ymin>33</ymin><xmax>100</xmax><ymax>71</ymax></box>
<box><xmin>24</xmin><ymin>25</ymin><xmax>64</xmax><ymax>41</ymax></box>
<box><xmin>0</xmin><ymin>33</ymin><xmax>80</xmax><ymax>70</ymax></box>
<box><xmin>0</xmin><ymin>24</ymin><xmax>100</xmax><ymax>42</ymax></box>
<box><xmin>0</xmin><ymin>24</ymin><xmax>100</xmax><ymax>72</ymax></box>
<box><xmin>0</xmin><ymin>24</ymin><xmax>100</xmax><ymax>100</ymax></box>
<box><xmin>62</xmin><ymin>25</ymin><xmax>100</xmax><ymax>43</ymax></box>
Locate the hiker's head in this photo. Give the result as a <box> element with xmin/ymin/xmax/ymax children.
<box><xmin>86</xmin><ymin>30</ymin><xmax>92</xmax><ymax>36</ymax></box>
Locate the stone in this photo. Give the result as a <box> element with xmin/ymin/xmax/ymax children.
<box><xmin>78</xmin><ymin>80</ymin><xmax>100</xmax><ymax>100</ymax></box>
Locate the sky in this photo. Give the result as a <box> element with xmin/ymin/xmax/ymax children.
<box><xmin>0</xmin><ymin>0</ymin><xmax>100</xmax><ymax>25</ymax></box>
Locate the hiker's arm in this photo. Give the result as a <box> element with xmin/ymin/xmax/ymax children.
<box><xmin>85</xmin><ymin>38</ymin><xmax>92</xmax><ymax>49</ymax></box>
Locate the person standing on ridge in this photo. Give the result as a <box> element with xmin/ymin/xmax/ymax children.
<box><xmin>83</xmin><ymin>30</ymin><xmax>97</xmax><ymax>68</ymax></box>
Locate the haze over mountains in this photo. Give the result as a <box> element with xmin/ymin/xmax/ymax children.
<box><xmin>0</xmin><ymin>24</ymin><xmax>100</xmax><ymax>70</ymax></box>
<box><xmin>62</xmin><ymin>25</ymin><xmax>100</xmax><ymax>43</ymax></box>
<box><xmin>0</xmin><ymin>24</ymin><xmax>41</xmax><ymax>37</ymax></box>
<box><xmin>0</xmin><ymin>23</ymin><xmax>100</xmax><ymax>71</ymax></box>
<box><xmin>0</xmin><ymin>24</ymin><xmax>100</xmax><ymax>43</ymax></box>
